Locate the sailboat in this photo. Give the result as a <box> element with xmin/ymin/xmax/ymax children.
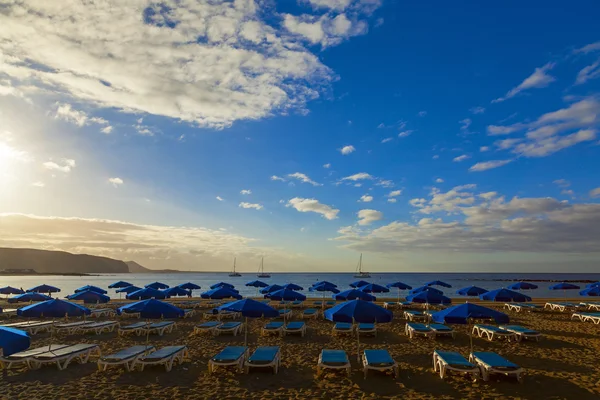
<box><xmin>353</xmin><ymin>253</ymin><xmax>371</xmax><ymax>278</ymax></box>
<box><xmin>257</xmin><ymin>257</ymin><xmax>270</xmax><ymax>278</ymax></box>
<box><xmin>229</xmin><ymin>257</ymin><xmax>241</xmax><ymax>277</ymax></box>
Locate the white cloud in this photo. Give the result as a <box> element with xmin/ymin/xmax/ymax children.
<box><xmin>305</xmin><ymin>0</ymin><xmax>353</xmax><ymax>11</ymax></box>
<box><xmin>340</xmin><ymin>145</ymin><xmax>356</xmax><ymax>155</ymax></box>
<box><xmin>574</xmin><ymin>41</ymin><xmax>600</xmax><ymax>54</ymax></box>
<box><xmin>357</xmin><ymin>209</ymin><xmax>383</xmax><ymax>225</ymax></box>
<box><xmin>354</xmin><ymin>183</ymin><xmax>362</xmax><ymax>187</ymax></box>
<box><xmin>495</xmin><ymin>138</ymin><xmax>522</xmax><ymax>150</ymax></box>
<box><xmin>101</xmin><ymin>126</ymin><xmax>113</xmax><ymax>134</ymax></box>
<box><xmin>0</xmin><ymin>2</ymin><xmax>341</xmax><ymax>130</ymax></box>
<box><xmin>469</xmin><ymin>159</ymin><xmax>513</xmax><ymax>172</ymax></box>
<box><xmin>432</xmin><ymin>155</ymin><xmax>439</xmax><ymax>159</ymax></box>
<box><xmin>216</xmin><ymin>196</ymin><xmax>224</xmax><ymax>201</ymax></box>
<box><xmin>54</xmin><ymin>103</ymin><xmax>109</xmax><ymax>128</ymax></box>
<box><xmin>240</xmin><ymin>189</ymin><xmax>252</xmax><ymax>195</ymax></box>
<box><xmin>398</xmin><ymin>130</ymin><xmax>414</xmax><ymax>138</ymax></box>
<box><xmin>453</xmin><ymin>155</ymin><xmax>470</xmax><ymax>162</ymax></box>
<box><xmin>388</xmin><ymin>190</ymin><xmax>402</xmax><ymax>197</ymax></box>
<box><xmin>381</xmin><ymin>137</ymin><xmax>393</xmax><ymax>143</ymax></box>
<box><xmin>575</xmin><ymin>60</ymin><xmax>600</xmax><ymax>85</ymax></box>
<box><xmin>590</xmin><ymin>188</ymin><xmax>600</xmax><ymax>198</ymax></box>
<box><xmin>341</xmin><ymin>172</ymin><xmax>373</xmax><ymax>181</ymax></box>
<box><xmin>323</xmin><ymin>163</ymin><xmax>331</xmax><ymax>168</ymax></box>
<box><xmin>470</xmin><ymin>106</ymin><xmax>485</xmax><ymax>114</ymax></box>
<box><xmin>387</xmin><ymin>198</ymin><xmax>396</xmax><ymax>203</ymax></box>
<box><xmin>271</xmin><ymin>175</ymin><xmax>286</xmax><ymax>182</ymax></box>
<box><xmin>286</xmin><ymin>197</ymin><xmax>339</xmax><ymax>220</ymax></box>
<box><xmin>31</xmin><ymin>182</ymin><xmax>45</xmax><ymax>188</ymax></box>
<box><xmin>134</xmin><ymin>124</ymin><xmax>155</xmax><ymax>136</ymax></box>
<box><xmin>359</xmin><ymin>194</ymin><xmax>373</xmax><ymax>202</ymax></box>
<box><xmin>435</xmin><ymin>178</ymin><xmax>444</xmax><ymax>183</ymax></box>
<box><xmin>108</xmin><ymin>177</ymin><xmax>124</xmax><ymax>187</ymax></box>
<box><xmin>376</xmin><ymin>179</ymin><xmax>394</xmax><ymax>188</ymax></box>
<box><xmin>239</xmin><ymin>202</ymin><xmax>263</xmax><ymax>210</ymax></box>
<box><xmin>459</xmin><ymin>118</ymin><xmax>471</xmax><ymax>132</ymax></box>
<box><xmin>417</xmin><ymin>111</ymin><xmax>427</xmax><ymax>117</ymax></box>
<box><xmin>43</xmin><ymin>159</ymin><xmax>76</xmax><ymax>173</ymax></box>
<box><xmin>283</xmin><ymin>12</ymin><xmax>369</xmax><ymax>48</ymax></box>
<box><xmin>480</xmin><ymin>146</ymin><xmax>490</xmax><ymax>152</ymax></box>
<box><xmin>493</xmin><ymin>63</ymin><xmax>555</xmax><ymax>102</ymax></box>
<box><xmin>553</xmin><ymin>179</ymin><xmax>571</xmax><ymax>188</ymax></box>
<box><xmin>288</xmin><ymin>172</ymin><xmax>321</xmax><ymax>186</ymax></box>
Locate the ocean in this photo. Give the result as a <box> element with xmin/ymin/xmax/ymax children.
<box><xmin>1</xmin><ymin>272</ymin><xmax>599</xmax><ymax>299</ymax></box>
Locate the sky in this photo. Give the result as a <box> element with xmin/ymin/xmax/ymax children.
<box><xmin>1</xmin><ymin>0</ymin><xmax>600</xmax><ymax>273</ymax></box>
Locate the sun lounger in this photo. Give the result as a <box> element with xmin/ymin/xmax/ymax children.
<box><xmin>216</xmin><ymin>321</ymin><xmax>243</xmax><ymax>336</ymax></box>
<box><xmin>313</xmin><ymin>301</ymin><xmax>323</xmax><ymax>307</ymax></box>
<box><xmin>118</xmin><ymin>322</ymin><xmax>152</xmax><ymax>336</ymax></box>
<box><xmin>261</xmin><ymin>321</ymin><xmax>284</xmax><ymax>337</ymax></box>
<box><xmin>54</xmin><ymin>321</ymin><xmax>96</xmax><ymax>335</ymax></box>
<box><xmin>472</xmin><ymin>325</ymin><xmax>516</xmax><ymax>342</ymax></box>
<box><xmin>362</xmin><ymin>349</ymin><xmax>398</xmax><ymax>379</ymax></box>
<box><xmin>469</xmin><ymin>351</ymin><xmax>523</xmax><ymax>382</ymax></box>
<box><xmin>194</xmin><ymin>321</ymin><xmax>222</xmax><ymax>335</ymax></box>
<box><xmin>204</xmin><ymin>310</ymin><xmax>240</xmax><ymax>320</ymax></box>
<box><xmin>503</xmin><ymin>303</ymin><xmax>541</xmax><ymax>313</ymax></box>
<box><xmin>544</xmin><ymin>302</ymin><xmax>579</xmax><ymax>312</ymax></box>
<box><xmin>147</xmin><ymin>321</ymin><xmax>175</xmax><ymax>336</ymax></box>
<box><xmin>0</xmin><ymin>345</ymin><xmax>69</xmax><ymax>369</ymax></box>
<box><xmin>0</xmin><ymin>308</ymin><xmax>18</xmax><ymax>317</ymax></box>
<box><xmin>332</xmin><ymin>322</ymin><xmax>354</xmax><ymax>336</ymax></box>
<box><xmin>433</xmin><ymin>350</ymin><xmax>479</xmax><ymax>380</ymax></box>
<box><xmin>135</xmin><ymin>346</ymin><xmax>189</xmax><ymax>372</ymax></box>
<box><xmin>404</xmin><ymin>310</ymin><xmax>426</xmax><ymax>321</ymax></box>
<box><xmin>98</xmin><ymin>346</ymin><xmax>155</xmax><ymax>371</ymax></box>
<box><xmin>245</xmin><ymin>346</ymin><xmax>281</xmax><ymax>374</ymax></box>
<box><xmin>291</xmin><ymin>300</ymin><xmax>304</xmax><ymax>308</ymax></box>
<box><xmin>90</xmin><ymin>308</ymin><xmax>115</xmax><ymax>318</ymax></box>
<box><xmin>77</xmin><ymin>321</ymin><xmax>119</xmax><ymax>335</ymax></box>
<box><xmin>357</xmin><ymin>323</ymin><xmax>377</xmax><ymax>336</ymax></box>
<box><xmin>209</xmin><ymin>346</ymin><xmax>247</xmax><ymax>373</ymax></box>
<box><xmin>317</xmin><ymin>349</ymin><xmax>350</xmax><ymax>377</ymax></box>
<box><xmin>429</xmin><ymin>323</ymin><xmax>455</xmax><ymax>339</ymax></box>
<box><xmin>283</xmin><ymin>321</ymin><xmax>306</xmax><ymax>337</ymax></box>
<box><xmin>279</xmin><ymin>309</ymin><xmax>292</xmax><ymax>320</ymax></box>
<box><xmin>580</xmin><ymin>302</ymin><xmax>600</xmax><ymax>311</ymax></box>
<box><xmin>571</xmin><ymin>312</ymin><xmax>600</xmax><ymax>324</ymax></box>
<box><xmin>383</xmin><ymin>302</ymin><xmax>397</xmax><ymax>309</ymax></box>
<box><xmin>276</xmin><ymin>301</ymin><xmax>290</xmax><ymax>309</ymax></box>
<box><xmin>182</xmin><ymin>309</ymin><xmax>195</xmax><ymax>318</ymax></box>
<box><xmin>17</xmin><ymin>321</ymin><xmax>56</xmax><ymax>335</ymax></box>
<box><xmin>1</xmin><ymin>321</ymin><xmax>41</xmax><ymax>328</ymax></box>
<box><xmin>29</xmin><ymin>344</ymin><xmax>101</xmax><ymax>370</ymax></box>
<box><xmin>500</xmin><ymin>325</ymin><xmax>543</xmax><ymax>341</ymax></box>
<box><xmin>325</xmin><ymin>301</ymin><xmax>336</xmax><ymax>306</ymax></box>
<box><xmin>259</xmin><ymin>299</ymin><xmax>271</xmax><ymax>305</ymax></box>
<box><xmin>302</xmin><ymin>308</ymin><xmax>319</xmax><ymax>319</ymax></box>
<box><xmin>405</xmin><ymin>322</ymin><xmax>434</xmax><ymax>339</ymax></box>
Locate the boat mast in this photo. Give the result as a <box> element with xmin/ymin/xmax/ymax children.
<box><xmin>233</xmin><ymin>257</ymin><xmax>236</xmax><ymax>273</ymax></box>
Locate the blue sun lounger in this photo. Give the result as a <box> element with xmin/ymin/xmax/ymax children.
<box><xmin>429</xmin><ymin>323</ymin><xmax>455</xmax><ymax>339</ymax></box>
<box><xmin>209</xmin><ymin>346</ymin><xmax>247</xmax><ymax>374</ymax></box>
<box><xmin>283</xmin><ymin>321</ymin><xmax>307</xmax><ymax>337</ymax></box>
<box><xmin>98</xmin><ymin>345</ymin><xmax>155</xmax><ymax>371</ymax></box>
<box><xmin>325</xmin><ymin>301</ymin><xmax>336</xmax><ymax>306</ymax></box>
<box><xmin>433</xmin><ymin>350</ymin><xmax>479</xmax><ymax>380</ymax></box>
<box><xmin>147</xmin><ymin>321</ymin><xmax>175</xmax><ymax>336</ymax></box>
<box><xmin>332</xmin><ymin>322</ymin><xmax>353</xmax><ymax>335</ymax></box>
<box><xmin>245</xmin><ymin>346</ymin><xmax>281</xmax><ymax>373</ymax></box>
<box><xmin>193</xmin><ymin>321</ymin><xmax>221</xmax><ymax>335</ymax></box>
<box><xmin>469</xmin><ymin>351</ymin><xmax>523</xmax><ymax>382</ymax></box>
<box><xmin>472</xmin><ymin>325</ymin><xmax>516</xmax><ymax>342</ymax></box>
<box><xmin>362</xmin><ymin>349</ymin><xmax>398</xmax><ymax>379</ymax></box>
<box><xmin>500</xmin><ymin>325</ymin><xmax>543</xmax><ymax>341</ymax></box>
<box><xmin>302</xmin><ymin>309</ymin><xmax>318</xmax><ymax>319</ymax></box>
<box><xmin>135</xmin><ymin>346</ymin><xmax>189</xmax><ymax>372</ymax></box>
<box><xmin>279</xmin><ymin>309</ymin><xmax>292</xmax><ymax>320</ymax></box>
<box><xmin>317</xmin><ymin>349</ymin><xmax>350</xmax><ymax>377</ymax></box>
<box><xmin>0</xmin><ymin>345</ymin><xmax>69</xmax><ymax>369</ymax></box>
<box><xmin>405</xmin><ymin>322</ymin><xmax>433</xmax><ymax>339</ymax></box>
<box><xmin>358</xmin><ymin>323</ymin><xmax>376</xmax><ymax>336</ymax></box>
<box><xmin>404</xmin><ymin>310</ymin><xmax>426</xmax><ymax>321</ymax></box>
<box><xmin>29</xmin><ymin>343</ymin><xmax>101</xmax><ymax>370</ymax></box>
<box><xmin>118</xmin><ymin>322</ymin><xmax>152</xmax><ymax>337</ymax></box>
<box><xmin>261</xmin><ymin>321</ymin><xmax>284</xmax><ymax>336</ymax></box>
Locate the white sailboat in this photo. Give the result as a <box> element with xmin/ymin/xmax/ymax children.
<box><xmin>257</xmin><ymin>257</ymin><xmax>270</xmax><ymax>278</ymax></box>
<box><xmin>353</xmin><ymin>253</ymin><xmax>371</xmax><ymax>278</ymax></box>
<box><xmin>229</xmin><ymin>257</ymin><xmax>241</xmax><ymax>277</ymax></box>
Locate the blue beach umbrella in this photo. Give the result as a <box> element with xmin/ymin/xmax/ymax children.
<box><xmin>325</xmin><ymin>300</ymin><xmax>393</xmax><ymax>360</ymax></box>
<box><xmin>127</xmin><ymin>287</ymin><xmax>166</xmax><ymax>300</ymax></box>
<box><xmin>456</xmin><ymin>286</ymin><xmax>488</xmax><ymax>296</ymax></box>
<box><xmin>586</xmin><ymin>282</ymin><xmax>600</xmax><ymax>289</ymax></box>
<box><xmin>66</xmin><ymin>290</ymin><xmax>111</xmax><ymax>304</ymax></box>
<box><xmin>75</xmin><ymin>285</ymin><xmax>108</xmax><ymax>294</ymax></box>
<box><xmin>334</xmin><ymin>289</ymin><xmax>376</xmax><ymax>302</ymax></box>
<box><xmin>480</xmin><ymin>288</ymin><xmax>531</xmax><ymax>302</ymax></box>
<box><xmin>117</xmin><ymin>299</ymin><xmax>184</xmax><ymax>319</ymax></box>
<box><xmin>210</xmin><ymin>282</ymin><xmax>235</xmax><ymax>290</ymax></box>
<box><xmin>350</xmin><ymin>280</ymin><xmax>371</xmax><ymax>288</ymax></box>
<box><xmin>266</xmin><ymin>289</ymin><xmax>307</xmax><ymax>301</ymax></box>
<box><xmin>178</xmin><ymin>282</ymin><xmax>201</xmax><ymax>290</ymax></box>
<box><xmin>549</xmin><ymin>282</ymin><xmax>580</xmax><ymax>299</ymax></box>
<box><xmin>18</xmin><ymin>299</ymin><xmax>90</xmax><ymax>318</ymax></box>
<box><xmin>425</xmin><ymin>280</ymin><xmax>452</xmax><ymax>288</ymax></box>
<box><xmin>507</xmin><ymin>282</ymin><xmax>538</xmax><ymax>290</ymax></box>
<box><xmin>580</xmin><ymin>287</ymin><xmax>600</xmax><ymax>296</ymax></box>
<box><xmin>246</xmin><ymin>280</ymin><xmax>269</xmax><ymax>288</ymax></box>
<box><xmin>311</xmin><ymin>281</ymin><xmax>338</xmax><ymax>288</ymax></box>
<box><xmin>217</xmin><ymin>299</ymin><xmax>279</xmax><ymax>347</ymax></box>
<box><xmin>410</xmin><ymin>286</ymin><xmax>444</xmax><ymax>296</ymax></box>
<box><xmin>358</xmin><ymin>283</ymin><xmax>390</xmax><ymax>294</ymax></box>
<box><xmin>386</xmin><ymin>281</ymin><xmax>412</xmax><ymax>302</ymax></box>
<box><xmin>145</xmin><ymin>282</ymin><xmax>170</xmax><ymax>290</ymax></box>
<box><xmin>0</xmin><ymin>286</ymin><xmax>24</xmax><ymax>296</ymax></box>
<box><xmin>406</xmin><ymin>291</ymin><xmax>452</xmax><ymax>306</ymax></box>
<box><xmin>27</xmin><ymin>284</ymin><xmax>61</xmax><ymax>295</ymax></box>
<box><xmin>8</xmin><ymin>292</ymin><xmax>51</xmax><ymax>303</ymax></box>
<box><xmin>115</xmin><ymin>285</ymin><xmax>141</xmax><ymax>294</ymax></box>
<box><xmin>0</xmin><ymin>327</ymin><xmax>30</xmax><ymax>356</ymax></box>
<box><xmin>108</xmin><ymin>281</ymin><xmax>133</xmax><ymax>289</ymax></box>
<box><xmin>281</xmin><ymin>283</ymin><xmax>304</xmax><ymax>291</ymax></box>
<box><xmin>201</xmin><ymin>287</ymin><xmax>243</xmax><ymax>300</ymax></box>
<box><xmin>260</xmin><ymin>284</ymin><xmax>283</xmax><ymax>294</ymax></box>
<box><xmin>309</xmin><ymin>282</ymin><xmax>340</xmax><ymax>310</ymax></box>
<box><xmin>162</xmin><ymin>287</ymin><xmax>191</xmax><ymax>298</ymax></box>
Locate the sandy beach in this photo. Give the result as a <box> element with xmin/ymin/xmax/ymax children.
<box><xmin>1</xmin><ymin>298</ymin><xmax>599</xmax><ymax>400</ymax></box>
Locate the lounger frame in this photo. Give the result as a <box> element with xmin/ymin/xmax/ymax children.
<box><xmin>209</xmin><ymin>347</ymin><xmax>247</xmax><ymax>374</ymax></box>
<box><xmin>29</xmin><ymin>344</ymin><xmax>101</xmax><ymax>370</ymax></box>
<box><xmin>317</xmin><ymin>351</ymin><xmax>350</xmax><ymax>377</ymax></box>
<box><xmin>362</xmin><ymin>350</ymin><xmax>398</xmax><ymax>379</ymax></box>
<box><xmin>469</xmin><ymin>353</ymin><xmax>524</xmax><ymax>382</ymax></box>
<box><xmin>432</xmin><ymin>351</ymin><xmax>479</xmax><ymax>380</ymax></box>
<box><xmin>405</xmin><ymin>323</ymin><xmax>434</xmax><ymax>339</ymax></box>
<box><xmin>499</xmin><ymin>325</ymin><xmax>543</xmax><ymax>341</ymax></box>
<box><xmin>244</xmin><ymin>347</ymin><xmax>281</xmax><ymax>374</ymax></box>
<box><xmin>135</xmin><ymin>346</ymin><xmax>189</xmax><ymax>372</ymax></box>
<box><xmin>215</xmin><ymin>322</ymin><xmax>244</xmax><ymax>336</ymax></box>
<box><xmin>77</xmin><ymin>321</ymin><xmax>119</xmax><ymax>335</ymax></box>
<box><xmin>472</xmin><ymin>325</ymin><xmax>516</xmax><ymax>342</ymax></box>
<box><xmin>97</xmin><ymin>346</ymin><xmax>155</xmax><ymax>371</ymax></box>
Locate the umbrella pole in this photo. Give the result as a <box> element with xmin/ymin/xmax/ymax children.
<box><xmin>244</xmin><ymin>316</ymin><xmax>248</xmax><ymax>348</ymax></box>
<box><xmin>354</xmin><ymin>317</ymin><xmax>360</xmax><ymax>362</ymax></box>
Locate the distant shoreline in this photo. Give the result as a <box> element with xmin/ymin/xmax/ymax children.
<box><xmin>0</xmin><ymin>272</ymin><xmax>97</xmax><ymax>276</ymax></box>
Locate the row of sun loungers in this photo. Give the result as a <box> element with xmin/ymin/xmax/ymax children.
<box><xmin>580</xmin><ymin>301</ymin><xmax>600</xmax><ymax>311</ymax></box>
<box><xmin>259</xmin><ymin>321</ymin><xmax>307</xmax><ymax>337</ymax></box>
<box><xmin>503</xmin><ymin>303</ymin><xmax>543</xmax><ymax>313</ymax></box>
<box><xmin>571</xmin><ymin>312</ymin><xmax>600</xmax><ymax>324</ymax></box>
<box><xmin>118</xmin><ymin>321</ymin><xmax>176</xmax><ymax>336</ymax></box>
<box><xmin>433</xmin><ymin>350</ymin><xmax>523</xmax><ymax>382</ymax></box>
<box><xmin>544</xmin><ymin>302</ymin><xmax>580</xmax><ymax>312</ymax></box>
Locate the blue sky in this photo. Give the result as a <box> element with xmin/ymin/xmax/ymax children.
<box><xmin>1</xmin><ymin>0</ymin><xmax>599</xmax><ymax>272</ymax></box>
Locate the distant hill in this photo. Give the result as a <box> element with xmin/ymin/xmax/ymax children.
<box><xmin>125</xmin><ymin>261</ymin><xmax>151</xmax><ymax>273</ymax></box>
<box><xmin>0</xmin><ymin>247</ymin><xmax>129</xmax><ymax>274</ymax></box>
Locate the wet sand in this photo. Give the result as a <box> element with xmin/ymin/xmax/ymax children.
<box><xmin>1</xmin><ymin>297</ymin><xmax>599</xmax><ymax>399</ymax></box>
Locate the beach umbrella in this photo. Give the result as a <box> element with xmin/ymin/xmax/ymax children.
<box><xmin>0</xmin><ymin>327</ymin><xmax>30</xmax><ymax>356</ymax></box>
<box><xmin>410</xmin><ymin>286</ymin><xmax>444</xmax><ymax>296</ymax></box>
<box><xmin>586</xmin><ymin>282</ymin><xmax>600</xmax><ymax>289</ymax></box>
<box><xmin>334</xmin><ymin>289</ymin><xmax>376</xmax><ymax>302</ymax></box>
<box><xmin>8</xmin><ymin>292</ymin><xmax>51</xmax><ymax>304</ymax></box>
<box><xmin>479</xmin><ymin>288</ymin><xmax>532</xmax><ymax>303</ymax></box>
<box><xmin>115</xmin><ymin>285</ymin><xmax>141</xmax><ymax>294</ymax></box>
<box><xmin>349</xmin><ymin>280</ymin><xmax>370</xmax><ymax>288</ymax></box>
<box><xmin>425</xmin><ymin>280</ymin><xmax>452</xmax><ymax>288</ymax></box>
<box><xmin>456</xmin><ymin>286</ymin><xmax>488</xmax><ymax>296</ymax></box>
<box><xmin>0</xmin><ymin>286</ymin><xmax>24</xmax><ymax>296</ymax></box>
<box><xmin>311</xmin><ymin>281</ymin><xmax>338</xmax><ymax>288</ymax></box>
<box><xmin>127</xmin><ymin>287</ymin><xmax>166</xmax><ymax>300</ymax></box>
<box><xmin>281</xmin><ymin>283</ymin><xmax>304</xmax><ymax>291</ymax></box>
<box><xmin>108</xmin><ymin>281</ymin><xmax>133</xmax><ymax>289</ymax></box>
<box><xmin>406</xmin><ymin>291</ymin><xmax>452</xmax><ymax>306</ymax></box>
<box><xmin>145</xmin><ymin>282</ymin><xmax>169</xmax><ymax>290</ymax></box>
<box><xmin>178</xmin><ymin>282</ymin><xmax>201</xmax><ymax>290</ymax></box>
<box><xmin>386</xmin><ymin>281</ymin><xmax>412</xmax><ymax>302</ymax></box>
<box><xmin>580</xmin><ymin>287</ymin><xmax>600</xmax><ymax>296</ymax></box>
<box><xmin>200</xmin><ymin>287</ymin><xmax>243</xmax><ymax>300</ymax></box>
<box><xmin>549</xmin><ymin>282</ymin><xmax>581</xmax><ymax>299</ymax></box>
<box><xmin>210</xmin><ymin>282</ymin><xmax>235</xmax><ymax>290</ymax></box>
<box><xmin>162</xmin><ymin>287</ymin><xmax>191</xmax><ymax>298</ymax></box>
<box><xmin>66</xmin><ymin>290</ymin><xmax>111</xmax><ymax>304</ymax></box>
<box><xmin>358</xmin><ymin>283</ymin><xmax>390</xmax><ymax>294</ymax></box>
<box><xmin>325</xmin><ymin>300</ymin><xmax>393</xmax><ymax>360</ymax></box>
<box><xmin>217</xmin><ymin>299</ymin><xmax>279</xmax><ymax>348</ymax></box>
<box><xmin>117</xmin><ymin>299</ymin><xmax>184</xmax><ymax>319</ymax></box>
<box><xmin>431</xmin><ymin>303</ymin><xmax>510</xmax><ymax>352</ymax></box>
<box><xmin>74</xmin><ymin>285</ymin><xmax>108</xmax><ymax>294</ymax></box>
<box><xmin>266</xmin><ymin>289</ymin><xmax>307</xmax><ymax>301</ymax></box>
<box><xmin>27</xmin><ymin>284</ymin><xmax>61</xmax><ymax>296</ymax></box>
<box><xmin>309</xmin><ymin>282</ymin><xmax>340</xmax><ymax>312</ymax></box>
<box><xmin>246</xmin><ymin>280</ymin><xmax>269</xmax><ymax>296</ymax></box>
<box><xmin>507</xmin><ymin>282</ymin><xmax>538</xmax><ymax>290</ymax></box>
<box><xmin>18</xmin><ymin>299</ymin><xmax>90</xmax><ymax>318</ymax></box>
<box><xmin>260</xmin><ymin>284</ymin><xmax>283</xmax><ymax>295</ymax></box>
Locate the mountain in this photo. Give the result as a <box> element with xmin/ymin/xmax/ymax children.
<box><xmin>125</xmin><ymin>261</ymin><xmax>151</xmax><ymax>273</ymax></box>
<box><xmin>0</xmin><ymin>247</ymin><xmax>129</xmax><ymax>274</ymax></box>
